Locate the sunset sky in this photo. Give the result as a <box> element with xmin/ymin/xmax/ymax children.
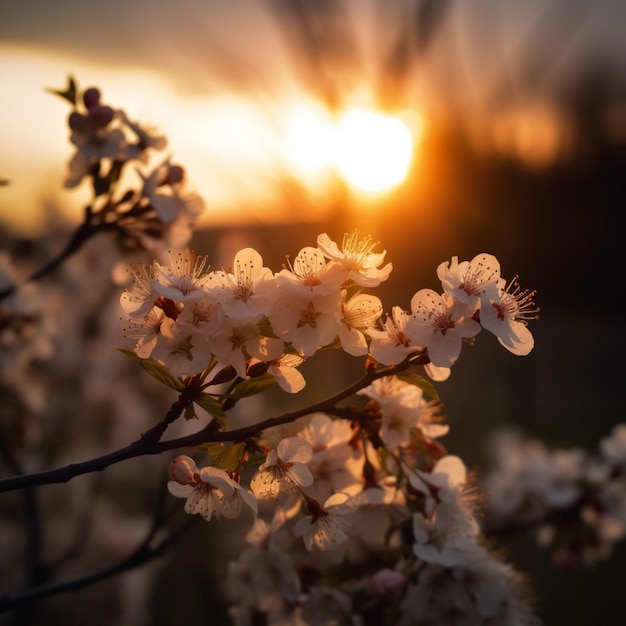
<box><xmin>1</xmin><ymin>0</ymin><xmax>625</xmax><ymax>233</ymax></box>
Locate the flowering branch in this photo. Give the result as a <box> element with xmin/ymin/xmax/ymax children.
<box><xmin>0</xmin><ymin>355</ymin><xmax>423</xmax><ymax>494</ymax></box>
<box><xmin>0</xmin><ymin>76</ymin><xmax>204</xmax><ymax>301</ymax></box>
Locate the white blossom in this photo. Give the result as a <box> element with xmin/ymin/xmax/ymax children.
<box><xmin>293</xmin><ymin>492</ymin><xmax>353</xmax><ymax>551</ymax></box>
<box><xmin>317</xmin><ymin>230</ymin><xmax>392</xmax><ymax>287</ymax></box>
<box><xmin>251</xmin><ymin>437</ymin><xmax>314</xmax><ymax>499</ymax></box>
<box><xmin>437</xmin><ymin>253</ymin><xmax>501</xmax><ymax>306</ymax></box>
<box><xmin>479</xmin><ymin>276</ymin><xmax>538</xmax><ymax>356</ymax></box>
<box><xmin>405</xmin><ymin>289</ymin><xmax>480</xmax><ymax>367</ymax></box>
<box><xmin>167</xmin><ymin>456</ymin><xmax>257</xmax><ymax>522</ymax></box>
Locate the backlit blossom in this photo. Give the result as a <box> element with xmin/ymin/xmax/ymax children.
<box><xmin>154</xmin><ymin>250</ymin><xmax>212</xmax><ymax>302</ymax></box>
<box><xmin>211</xmin><ymin>317</ymin><xmax>284</xmax><ymax>379</ymax></box>
<box><xmin>174</xmin><ymin>293</ymin><xmax>223</xmax><ymax>336</ymax></box>
<box><xmin>480</xmin><ymin>276</ymin><xmax>538</xmax><ymax>356</ymax></box>
<box><xmin>123</xmin><ymin>305</ymin><xmax>166</xmax><ymax>359</ymax></box>
<box><xmin>65</xmin><ymin>105</ymin><xmax>126</xmax><ymax>187</ymax></box>
<box><xmin>139</xmin><ymin>158</ymin><xmax>204</xmax><ymax>225</ymax></box>
<box><xmin>437</xmin><ymin>253</ymin><xmax>501</xmax><ymax>305</ymax></box>
<box><xmin>359</xmin><ymin>376</ymin><xmax>448</xmax><ymax>446</ymax></box>
<box><xmin>411</xmin><ymin>455</ymin><xmax>469</xmax><ymax>510</ymax></box>
<box><xmin>214</xmin><ymin>248</ymin><xmax>279</xmax><ymax>322</ymax></box>
<box><xmin>120</xmin><ymin>261</ymin><xmax>161</xmax><ymax>319</ymax></box>
<box><xmin>405</xmin><ymin>289</ymin><xmax>480</xmax><ymax>367</ymax></box>
<box><xmin>300</xmin><ymin>413</ymin><xmax>361</xmax><ymax>500</ymax></box>
<box><xmin>412</xmin><ymin>499</ymin><xmax>481</xmax><ymax>567</ymax></box>
<box><xmin>339</xmin><ymin>292</ymin><xmax>383</xmax><ymax>356</ymax></box>
<box><xmin>292</xmin><ymin>492</ymin><xmax>353</xmax><ymax>551</ymax></box>
<box><xmin>317</xmin><ymin>230</ymin><xmax>393</xmax><ymax>287</ymax></box>
<box><xmin>265</xmin><ymin>353</ymin><xmax>307</xmax><ymax>393</ymax></box>
<box><xmin>428</xmin><ymin>455</ymin><xmax>468</xmax><ymax>490</ymax></box>
<box><xmin>268</xmin><ymin>290</ymin><xmax>341</xmax><ymax>356</ymax></box>
<box><xmin>119</xmin><ymin>110</ymin><xmax>167</xmax><ymax>155</ymax></box>
<box><xmin>251</xmin><ymin>437</ymin><xmax>314</xmax><ymax>499</ymax></box>
<box><xmin>368</xmin><ymin>305</ymin><xmax>423</xmax><ymax>365</ymax></box>
<box><xmin>424</xmin><ymin>362</ymin><xmax>451</xmax><ymax>382</ymax></box>
<box><xmin>275</xmin><ymin>246</ymin><xmax>345</xmax><ymax>295</ymax></box>
<box><xmin>152</xmin><ymin>316</ymin><xmax>213</xmax><ymax>377</ymax></box>
<box><xmin>167</xmin><ymin>456</ymin><xmax>257</xmax><ymax>521</ymax></box>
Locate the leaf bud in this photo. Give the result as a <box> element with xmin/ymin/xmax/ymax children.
<box><xmin>247</xmin><ymin>361</ymin><xmax>270</xmax><ymax>378</ymax></box>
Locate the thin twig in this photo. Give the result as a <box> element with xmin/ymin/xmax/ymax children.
<box><xmin>0</xmin><ymin>435</ymin><xmax>50</xmax><ymax>588</ymax></box>
<box><xmin>0</xmin><ymin>216</ymin><xmax>100</xmax><ymax>300</ymax></box>
<box><xmin>0</xmin><ymin>507</ymin><xmax>198</xmax><ymax>613</ymax></box>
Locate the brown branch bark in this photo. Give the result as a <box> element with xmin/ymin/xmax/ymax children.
<box><xmin>0</xmin><ymin>357</ymin><xmax>423</xmax><ymax>493</ymax></box>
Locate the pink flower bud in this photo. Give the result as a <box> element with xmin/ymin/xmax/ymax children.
<box><xmin>165</xmin><ymin>165</ymin><xmax>184</xmax><ymax>185</ymax></box>
<box><xmin>369</xmin><ymin>569</ymin><xmax>405</xmax><ymax>599</ymax></box>
<box><xmin>83</xmin><ymin>87</ymin><xmax>101</xmax><ymax>109</ymax></box>
<box><xmin>88</xmin><ymin>105</ymin><xmax>115</xmax><ymax>129</ymax></box>
<box><xmin>169</xmin><ymin>455</ymin><xmax>196</xmax><ymax>485</ymax></box>
<box><xmin>68</xmin><ymin>111</ymin><xmax>90</xmax><ymax>134</ymax></box>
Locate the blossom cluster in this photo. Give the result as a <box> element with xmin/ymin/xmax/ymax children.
<box><xmin>58</xmin><ymin>79</ymin><xmax>204</xmax><ymax>254</ymax></box>
<box><xmin>172</xmin><ymin>416</ymin><xmax>539</xmax><ymax>625</ymax></box>
<box><xmin>484</xmin><ymin>424</ymin><xmax>626</xmax><ymax>569</ymax></box>
<box><xmin>117</xmin><ymin>231</ymin><xmax>543</xmax><ymax>623</ymax></box>
<box><xmin>121</xmin><ymin>232</ymin><xmax>538</xmax><ymax>392</ymax></box>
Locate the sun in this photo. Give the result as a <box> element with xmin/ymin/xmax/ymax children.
<box><xmin>284</xmin><ymin>105</ymin><xmax>418</xmax><ymax>194</ymax></box>
<box><xmin>334</xmin><ymin>109</ymin><xmax>415</xmax><ymax>193</ymax></box>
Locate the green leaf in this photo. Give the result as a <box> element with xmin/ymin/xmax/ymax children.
<box><xmin>230</xmin><ymin>373</ymin><xmax>276</xmax><ymax>398</ymax></box>
<box><xmin>47</xmin><ymin>75</ymin><xmax>77</xmax><ymax>106</ymax></box>
<box><xmin>396</xmin><ymin>372</ymin><xmax>439</xmax><ymax>401</ymax></box>
<box><xmin>194</xmin><ymin>393</ymin><xmax>227</xmax><ymax>426</ymax></box>
<box><xmin>117</xmin><ymin>348</ymin><xmax>184</xmax><ymax>391</ymax></box>
<box><xmin>203</xmin><ymin>442</ymin><xmax>246</xmax><ymax>472</ymax></box>
<box><xmin>184</xmin><ymin>404</ymin><xmax>197</xmax><ymax>421</ymax></box>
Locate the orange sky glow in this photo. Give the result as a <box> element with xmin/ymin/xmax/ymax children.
<box><xmin>1</xmin><ymin>0</ymin><xmax>624</xmax><ymax>235</ymax></box>
<box><xmin>0</xmin><ymin>45</ymin><xmax>425</xmax><ymax>235</ymax></box>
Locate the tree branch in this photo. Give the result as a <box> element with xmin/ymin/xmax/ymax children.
<box><xmin>0</xmin><ymin>499</ymin><xmax>198</xmax><ymax>613</ymax></box>
<box><xmin>0</xmin><ymin>357</ymin><xmax>424</xmax><ymax>493</ymax></box>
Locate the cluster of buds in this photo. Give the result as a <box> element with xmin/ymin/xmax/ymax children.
<box><xmin>64</xmin><ymin>82</ymin><xmax>166</xmax><ymax>190</ymax></box>
<box><xmin>55</xmin><ymin>78</ymin><xmax>204</xmax><ymax>254</ymax></box>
